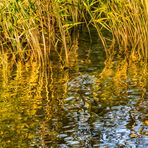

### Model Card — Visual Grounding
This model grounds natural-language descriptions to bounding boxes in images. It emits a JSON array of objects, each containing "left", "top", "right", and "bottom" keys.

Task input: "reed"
[
  {"left": 0, "top": 0, "right": 81, "bottom": 66},
  {"left": 102, "top": 0, "right": 148, "bottom": 61},
  {"left": 0, "top": 0, "right": 148, "bottom": 65}
]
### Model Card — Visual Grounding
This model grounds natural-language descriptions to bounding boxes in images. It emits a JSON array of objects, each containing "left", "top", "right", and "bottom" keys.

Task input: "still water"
[{"left": 0, "top": 31, "right": 148, "bottom": 147}]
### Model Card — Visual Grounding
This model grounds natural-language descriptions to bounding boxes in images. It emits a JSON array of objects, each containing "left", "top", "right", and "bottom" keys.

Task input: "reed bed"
[
  {"left": 104, "top": 0, "right": 148, "bottom": 61},
  {"left": 0, "top": 0, "right": 148, "bottom": 66},
  {"left": 0, "top": 0, "right": 81, "bottom": 65}
]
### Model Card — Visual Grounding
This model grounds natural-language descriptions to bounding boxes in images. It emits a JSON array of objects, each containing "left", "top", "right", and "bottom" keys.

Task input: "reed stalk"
[
  {"left": 0, "top": 0, "right": 148, "bottom": 65},
  {"left": 0, "top": 0, "right": 81, "bottom": 65},
  {"left": 103, "top": 0, "right": 148, "bottom": 61}
]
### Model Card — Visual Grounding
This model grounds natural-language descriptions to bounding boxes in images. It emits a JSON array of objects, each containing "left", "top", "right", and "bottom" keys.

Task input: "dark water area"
[{"left": 0, "top": 29, "right": 148, "bottom": 147}]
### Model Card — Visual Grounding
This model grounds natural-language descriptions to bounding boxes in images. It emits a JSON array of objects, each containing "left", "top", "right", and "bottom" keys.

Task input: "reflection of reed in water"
[
  {"left": 93, "top": 58, "right": 148, "bottom": 138},
  {"left": 94, "top": 58, "right": 147, "bottom": 105},
  {"left": 0, "top": 56, "right": 71, "bottom": 147}
]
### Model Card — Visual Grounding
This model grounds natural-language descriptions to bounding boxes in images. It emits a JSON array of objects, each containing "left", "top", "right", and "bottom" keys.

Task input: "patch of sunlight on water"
[{"left": 0, "top": 30, "right": 148, "bottom": 147}]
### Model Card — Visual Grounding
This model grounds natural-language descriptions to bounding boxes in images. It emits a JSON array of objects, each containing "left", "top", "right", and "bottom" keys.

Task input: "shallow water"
[{"left": 0, "top": 30, "right": 148, "bottom": 147}]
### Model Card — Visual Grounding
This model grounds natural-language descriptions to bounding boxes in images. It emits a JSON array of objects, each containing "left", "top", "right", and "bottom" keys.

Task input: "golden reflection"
[
  {"left": 93, "top": 58, "right": 148, "bottom": 138},
  {"left": 37, "top": 62, "right": 70, "bottom": 146},
  {"left": 93, "top": 59, "right": 129, "bottom": 106},
  {"left": 94, "top": 59, "right": 148, "bottom": 104},
  {"left": 0, "top": 55, "right": 70, "bottom": 147},
  {"left": 0, "top": 48, "right": 148, "bottom": 146},
  {"left": 0, "top": 35, "right": 79, "bottom": 146}
]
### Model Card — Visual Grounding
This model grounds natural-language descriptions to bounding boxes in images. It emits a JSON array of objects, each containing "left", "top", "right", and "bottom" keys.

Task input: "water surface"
[{"left": 0, "top": 30, "right": 148, "bottom": 147}]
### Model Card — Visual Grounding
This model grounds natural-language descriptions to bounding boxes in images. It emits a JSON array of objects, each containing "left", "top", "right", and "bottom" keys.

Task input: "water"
[{"left": 0, "top": 29, "right": 148, "bottom": 147}]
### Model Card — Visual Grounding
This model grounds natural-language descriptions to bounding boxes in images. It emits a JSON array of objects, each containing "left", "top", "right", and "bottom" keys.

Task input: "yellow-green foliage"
[
  {"left": 104, "top": 0, "right": 148, "bottom": 61},
  {"left": 79, "top": 0, "right": 148, "bottom": 61},
  {"left": 0, "top": 0, "right": 81, "bottom": 64},
  {"left": 0, "top": 0, "right": 148, "bottom": 64}
]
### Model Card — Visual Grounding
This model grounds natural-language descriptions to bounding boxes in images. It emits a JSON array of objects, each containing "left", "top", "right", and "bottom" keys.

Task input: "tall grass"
[
  {"left": 0, "top": 0, "right": 148, "bottom": 66},
  {"left": 0, "top": 0, "right": 81, "bottom": 66},
  {"left": 104, "top": 0, "right": 148, "bottom": 61},
  {"left": 82, "top": 0, "right": 148, "bottom": 61}
]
